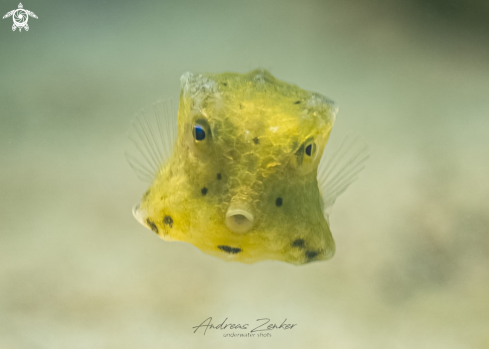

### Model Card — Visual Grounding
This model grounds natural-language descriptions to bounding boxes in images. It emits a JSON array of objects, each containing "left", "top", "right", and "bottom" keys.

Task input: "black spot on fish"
[
  {"left": 201, "top": 187, "right": 208, "bottom": 195},
  {"left": 294, "top": 100, "right": 301, "bottom": 104},
  {"left": 163, "top": 215, "right": 173, "bottom": 228},
  {"left": 292, "top": 239, "right": 305, "bottom": 249},
  {"left": 218, "top": 245, "right": 242, "bottom": 254},
  {"left": 253, "top": 137, "right": 260, "bottom": 145},
  {"left": 275, "top": 197, "right": 283, "bottom": 207},
  {"left": 222, "top": 82, "right": 228, "bottom": 86},
  {"left": 216, "top": 173, "right": 222, "bottom": 180},
  {"left": 146, "top": 218, "right": 159, "bottom": 234},
  {"left": 305, "top": 250, "right": 319, "bottom": 260},
  {"left": 239, "top": 104, "right": 244, "bottom": 109}
]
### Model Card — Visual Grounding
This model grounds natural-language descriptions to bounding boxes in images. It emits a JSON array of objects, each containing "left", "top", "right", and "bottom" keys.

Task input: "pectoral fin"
[
  {"left": 317, "top": 134, "right": 369, "bottom": 221},
  {"left": 125, "top": 100, "right": 178, "bottom": 182}
]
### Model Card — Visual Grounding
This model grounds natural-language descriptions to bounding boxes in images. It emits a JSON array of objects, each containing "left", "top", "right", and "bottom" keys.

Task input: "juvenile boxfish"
[{"left": 127, "top": 69, "right": 368, "bottom": 265}]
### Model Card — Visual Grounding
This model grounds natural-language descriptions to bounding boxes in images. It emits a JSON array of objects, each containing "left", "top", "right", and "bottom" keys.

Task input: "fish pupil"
[
  {"left": 193, "top": 125, "right": 206, "bottom": 141},
  {"left": 305, "top": 144, "right": 313, "bottom": 156}
]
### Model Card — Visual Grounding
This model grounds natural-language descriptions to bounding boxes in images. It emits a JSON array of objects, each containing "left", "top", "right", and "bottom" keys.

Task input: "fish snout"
[{"left": 225, "top": 201, "right": 254, "bottom": 234}]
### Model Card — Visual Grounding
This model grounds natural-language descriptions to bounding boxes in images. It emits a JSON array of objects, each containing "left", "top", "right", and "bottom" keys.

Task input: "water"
[{"left": 1, "top": 0, "right": 488, "bottom": 347}]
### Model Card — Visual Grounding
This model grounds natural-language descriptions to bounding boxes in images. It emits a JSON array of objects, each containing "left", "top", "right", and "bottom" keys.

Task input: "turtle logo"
[{"left": 3, "top": 3, "right": 37, "bottom": 32}]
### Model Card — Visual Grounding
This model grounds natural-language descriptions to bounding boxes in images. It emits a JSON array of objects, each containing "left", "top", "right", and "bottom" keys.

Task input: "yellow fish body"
[{"left": 128, "top": 69, "right": 367, "bottom": 265}]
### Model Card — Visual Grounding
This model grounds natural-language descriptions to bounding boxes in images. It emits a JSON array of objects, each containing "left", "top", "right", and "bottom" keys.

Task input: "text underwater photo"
[{"left": 1, "top": 0, "right": 489, "bottom": 348}]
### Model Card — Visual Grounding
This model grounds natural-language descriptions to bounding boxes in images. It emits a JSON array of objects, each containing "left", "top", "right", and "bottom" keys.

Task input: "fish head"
[{"left": 133, "top": 69, "right": 338, "bottom": 265}]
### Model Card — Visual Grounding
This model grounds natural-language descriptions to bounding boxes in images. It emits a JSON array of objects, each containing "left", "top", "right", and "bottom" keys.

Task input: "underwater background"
[{"left": 1, "top": 0, "right": 489, "bottom": 347}]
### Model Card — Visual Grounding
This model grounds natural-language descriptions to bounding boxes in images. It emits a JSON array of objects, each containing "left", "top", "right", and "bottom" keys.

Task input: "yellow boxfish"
[{"left": 127, "top": 69, "right": 368, "bottom": 265}]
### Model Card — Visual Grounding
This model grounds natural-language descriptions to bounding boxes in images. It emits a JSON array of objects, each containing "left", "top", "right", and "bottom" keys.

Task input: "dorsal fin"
[
  {"left": 317, "top": 134, "right": 369, "bottom": 220},
  {"left": 125, "top": 99, "right": 178, "bottom": 182}
]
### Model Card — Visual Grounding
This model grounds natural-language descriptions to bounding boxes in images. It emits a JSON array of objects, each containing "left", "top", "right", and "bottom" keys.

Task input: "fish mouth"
[
  {"left": 132, "top": 202, "right": 147, "bottom": 226},
  {"left": 225, "top": 207, "right": 254, "bottom": 234}
]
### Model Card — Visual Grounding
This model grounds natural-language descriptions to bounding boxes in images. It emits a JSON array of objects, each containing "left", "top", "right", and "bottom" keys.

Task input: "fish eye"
[
  {"left": 305, "top": 143, "right": 316, "bottom": 156},
  {"left": 193, "top": 125, "right": 206, "bottom": 141},
  {"left": 289, "top": 137, "right": 320, "bottom": 174},
  {"left": 305, "top": 144, "right": 312, "bottom": 156},
  {"left": 187, "top": 116, "right": 212, "bottom": 154},
  {"left": 305, "top": 142, "right": 316, "bottom": 157}
]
